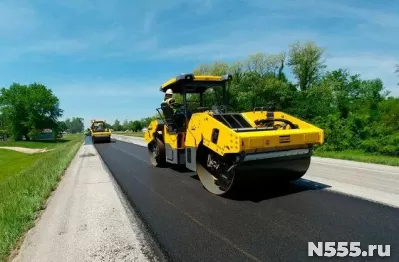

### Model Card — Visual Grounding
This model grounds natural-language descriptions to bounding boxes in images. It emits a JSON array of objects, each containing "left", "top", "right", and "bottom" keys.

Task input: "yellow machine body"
[
  {"left": 90, "top": 119, "right": 111, "bottom": 143},
  {"left": 184, "top": 111, "right": 323, "bottom": 154},
  {"left": 144, "top": 73, "right": 324, "bottom": 196}
]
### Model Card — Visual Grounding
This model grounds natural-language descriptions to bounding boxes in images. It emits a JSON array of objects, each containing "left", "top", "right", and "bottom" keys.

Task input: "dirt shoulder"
[
  {"left": 11, "top": 142, "right": 159, "bottom": 262},
  {"left": 0, "top": 146, "right": 53, "bottom": 154}
]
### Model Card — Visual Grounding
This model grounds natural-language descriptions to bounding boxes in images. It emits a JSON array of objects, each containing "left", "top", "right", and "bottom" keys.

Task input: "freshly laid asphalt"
[{"left": 94, "top": 138, "right": 399, "bottom": 262}]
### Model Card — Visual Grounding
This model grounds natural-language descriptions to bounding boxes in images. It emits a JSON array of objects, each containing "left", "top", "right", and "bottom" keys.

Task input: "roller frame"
[
  {"left": 143, "top": 73, "right": 325, "bottom": 196},
  {"left": 90, "top": 119, "right": 111, "bottom": 144}
]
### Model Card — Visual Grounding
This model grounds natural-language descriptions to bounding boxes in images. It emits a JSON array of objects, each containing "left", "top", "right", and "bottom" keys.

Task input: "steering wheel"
[
  {"left": 218, "top": 104, "right": 235, "bottom": 113},
  {"left": 195, "top": 107, "right": 209, "bottom": 112},
  {"left": 254, "top": 118, "right": 299, "bottom": 129},
  {"left": 172, "top": 102, "right": 183, "bottom": 108}
]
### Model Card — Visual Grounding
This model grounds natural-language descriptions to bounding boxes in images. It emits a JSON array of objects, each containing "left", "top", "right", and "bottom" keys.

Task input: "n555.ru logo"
[{"left": 308, "top": 242, "right": 390, "bottom": 257}]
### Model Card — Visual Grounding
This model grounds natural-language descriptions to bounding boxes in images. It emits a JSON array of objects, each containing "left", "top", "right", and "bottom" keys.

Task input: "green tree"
[
  {"left": 57, "top": 121, "right": 68, "bottom": 132},
  {"left": 104, "top": 122, "right": 112, "bottom": 129},
  {"left": 113, "top": 119, "right": 121, "bottom": 131},
  {"left": 132, "top": 120, "right": 142, "bottom": 132},
  {"left": 0, "top": 112, "right": 5, "bottom": 130},
  {"left": 65, "top": 117, "right": 84, "bottom": 133},
  {"left": 122, "top": 119, "right": 129, "bottom": 131},
  {"left": 140, "top": 41, "right": 399, "bottom": 157},
  {"left": 0, "top": 82, "right": 63, "bottom": 141},
  {"left": 287, "top": 41, "right": 326, "bottom": 91},
  {"left": 139, "top": 116, "right": 158, "bottom": 128}
]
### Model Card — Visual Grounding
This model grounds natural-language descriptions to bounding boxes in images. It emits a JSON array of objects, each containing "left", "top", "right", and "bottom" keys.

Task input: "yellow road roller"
[
  {"left": 144, "top": 73, "right": 324, "bottom": 196},
  {"left": 90, "top": 119, "right": 111, "bottom": 143}
]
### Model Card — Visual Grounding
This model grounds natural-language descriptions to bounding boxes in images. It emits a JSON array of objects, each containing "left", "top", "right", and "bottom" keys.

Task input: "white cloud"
[
  {"left": 326, "top": 2, "right": 399, "bottom": 28},
  {"left": 0, "top": 2, "right": 40, "bottom": 38},
  {"left": 137, "top": 1, "right": 399, "bottom": 95},
  {"left": 1, "top": 0, "right": 398, "bottom": 98},
  {"left": 247, "top": 0, "right": 399, "bottom": 28},
  {"left": 52, "top": 77, "right": 165, "bottom": 126},
  {"left": 27, "top": 39, "right": 88, "bottom": 54},
  {"left": 0, "top": 0, "right": 162, "bottom": 60},
  {"left": 151, "top": 29, "right": 321, "bottom": 61},
  {"left": 52, "top": 79, "right": 162, "bottom": 98},
  {"left": 55, "top": 86, "right": 159, "bottom": 98},
  {"left": 143, "top": 11, "right": 157, "bottom": 34}
]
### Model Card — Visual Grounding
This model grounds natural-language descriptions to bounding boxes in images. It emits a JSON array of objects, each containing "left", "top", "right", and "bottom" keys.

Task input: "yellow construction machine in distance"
[
  {"left": 90, "top": 119, "right": 111, "bottom": 143},
  {"left": 144, "top": 73, "right": 324, "bottom": 196}
]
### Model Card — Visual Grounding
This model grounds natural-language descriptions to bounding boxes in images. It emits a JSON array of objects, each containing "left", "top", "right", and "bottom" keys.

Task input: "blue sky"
[{"left": 1, "top": 0, "right": 398, "bottom": 128}]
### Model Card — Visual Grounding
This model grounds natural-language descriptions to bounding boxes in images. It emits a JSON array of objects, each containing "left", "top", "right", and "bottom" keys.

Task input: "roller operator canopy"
[{"left": 159, "top": 73, "right": 232, "bottom": 94}]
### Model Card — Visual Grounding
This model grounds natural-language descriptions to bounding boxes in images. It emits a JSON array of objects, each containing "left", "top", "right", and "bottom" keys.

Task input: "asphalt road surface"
[{"left": 94, "top": 137, "right": 399, "bottom": 262}]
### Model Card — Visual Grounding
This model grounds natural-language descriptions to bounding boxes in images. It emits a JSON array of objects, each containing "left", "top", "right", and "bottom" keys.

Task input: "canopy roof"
[{"left": 159, "top": 73, "right": 232, "bottom": 94}]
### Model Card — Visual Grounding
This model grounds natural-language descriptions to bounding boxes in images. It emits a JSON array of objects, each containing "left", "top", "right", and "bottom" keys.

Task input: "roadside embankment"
[
  {"left": 10, "top": 137, "right": 159, "bottom": 262},
  {"left": 0, "top": 135, "right": 83, "bottom": 261}
]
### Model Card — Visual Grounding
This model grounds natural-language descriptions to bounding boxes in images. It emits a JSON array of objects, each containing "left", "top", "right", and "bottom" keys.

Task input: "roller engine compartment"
[
  {"left": 205, "top": 109, "right": 323, "bottom": 158},
  {"left": 210, "top": 111, "right": 299, "bottom": 132}
]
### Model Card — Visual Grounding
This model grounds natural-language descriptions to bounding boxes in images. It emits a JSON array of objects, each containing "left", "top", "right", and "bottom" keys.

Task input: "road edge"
[
  {"left": 92, "top": 141, "right": 170, "bottom": 262},
  {"left": 7, "top": 140, "right": 86, "bottom": 262}
]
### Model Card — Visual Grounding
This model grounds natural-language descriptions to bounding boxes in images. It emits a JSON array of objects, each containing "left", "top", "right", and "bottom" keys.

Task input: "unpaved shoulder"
[
  {"left": 12, "top": 143, "right": 160, "bottom": 262},
  {"left": 0, "top": 147, "right": 53, "bottom": 154}
]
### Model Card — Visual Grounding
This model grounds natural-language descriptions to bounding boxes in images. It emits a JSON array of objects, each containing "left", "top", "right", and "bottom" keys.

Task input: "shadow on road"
[
  {"left": 229, "top": 180, "right": 331, "bottom": 203},
  {"left": 84, "top": 136, "right": 117, "bottom": 145},
  {"left": 94, "top": 138, "right": 332, "bottom": 204},
  {"left": 190, "top": 174, "right": 331, "bottom": 203},
  {"left": 151, "top": 163, "right": 194, "bottom": 173},
  {"left": 170, "top": 166, "right": 192, "bottom": 173}
]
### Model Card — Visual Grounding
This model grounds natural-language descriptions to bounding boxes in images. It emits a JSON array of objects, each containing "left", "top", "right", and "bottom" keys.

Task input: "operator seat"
[{"left": 161, "top": 104, "right": 186, "bottom": 132}]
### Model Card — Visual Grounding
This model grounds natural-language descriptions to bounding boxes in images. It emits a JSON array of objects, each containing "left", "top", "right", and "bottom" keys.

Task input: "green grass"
[
  {"left": 313, "top": 149, "right": 399, "bottom": 166},
  {"left": 0, "top": 150, "right": 44, "bottom": 183},
  {"left": 115, "top": 132, "right": 399, "bottom": 166},
  {"left": 0, "top": 137, "right": 72, "bottom": 149},
  {"left": 113, "top": 131, "right": 144, "bottom": 137},
  {"left": 0, "top": 134, "right": 84, "bottom": 262}
]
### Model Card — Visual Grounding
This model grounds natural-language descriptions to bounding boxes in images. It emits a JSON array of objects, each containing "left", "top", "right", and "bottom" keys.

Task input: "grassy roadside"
[
  {"left": 112, "top": 131, "right": 144, "bottom": 137},
  {"left": 114, "top": 132, "right": 399, "bottom": 167},
  {"left": 0, "top": 139, "right": 70, "bottom": 150},
  {"left": 313, "top": 149, "right": 399, "bottom": 166},
  {"left": 0, "top": 134, "right": 84, "bottom": 262},
  {"left": 0, "top": 150, "right": 44, "bottom": 182}
]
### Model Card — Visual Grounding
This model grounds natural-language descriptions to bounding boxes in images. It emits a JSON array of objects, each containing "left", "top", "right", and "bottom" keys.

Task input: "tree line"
[
  {"left": 60, "top": 117, "right": 85, "bottom": 134},
  {"left": 106, "top": 118, "right": 153, "bottom": 132},
  {"left": 148, "top": 40, "right": 399, "bottom": 157},
  {"left": 0, "top": 83, "right": 64, "bottom": 140},
  {"left": 0, "top": 81, "right": 150, "bottom": 140},
  {"left": 0, "top": 83, "right": 87, "bottom": 140},
  {"left": 1, "top": 40, "right": 398, "bottom": 156}
]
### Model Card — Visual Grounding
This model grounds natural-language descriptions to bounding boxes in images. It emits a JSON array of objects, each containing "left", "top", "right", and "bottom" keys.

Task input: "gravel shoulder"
[
  {"left": 12, "top": 140, "right": 161, "bottom": 262},
  {"left": 0, "top": 146, "right": 52, "bottom": 154}
]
